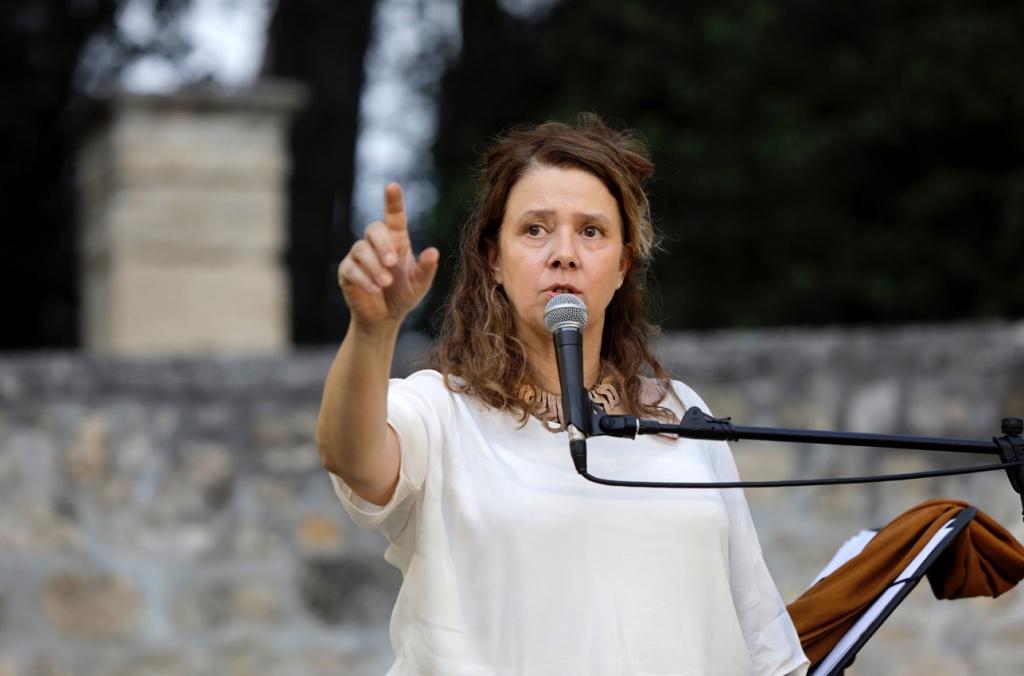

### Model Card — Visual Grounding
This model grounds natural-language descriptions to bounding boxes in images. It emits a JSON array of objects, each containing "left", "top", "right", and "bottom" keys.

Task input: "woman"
[{"left": 318, "top": 114, "right": 808, "bottom": 675}]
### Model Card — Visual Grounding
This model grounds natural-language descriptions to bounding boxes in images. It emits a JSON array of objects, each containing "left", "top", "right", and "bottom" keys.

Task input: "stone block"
[
  {"left": 26, "top": 658, "right": 74, "bottom": 676},
  {"left": 188, "top": 403, "right": 237, "bottom": 437},
  {"left": 0, "top": 495, "right": 80, "bottom": 553},
  {"left": 283, "top": 649, "right": 394, "bottom": 676},
  {"left": 252, "top": 408, "right": 319, "bottom": 473},
  {"left": 133, "top": 519, "right": 221, "bottom": 560},
  {"left": 174, "top": 578, "right": 285, "bottom": 632},
  {"left": 906, "top": 380, "right": 976, "bottom": 436},
  {"left": 695, "top": 387, "right": 749, "bottom": 422},
  {"left": 90, "top": 258, "right": 287, "bottom": 354},
  {"left": 875, "top": 452, "right": 938, "bottom": 512},
  {"left": 65, "top": 414, "right": 110, "bottom": 488},
  {"left": 106, "top": 653, "right": 188, "bottom": 676},
  {"left": 249, "top": 475, "right": 297, "bottom": 509},
  {"left": 211, "top": 639, "right": 276, "bottom": 676},
  {"left": 41, "top": 569, "right": 142, "bottom": 639},
  {"left": 778, "top": 373, "right": 842, "bottom": 429},
  {"left": 9, "top": 429, "right": 59, "bottom": 499},
  {"left": 77, "top": 84, "right": 302, "bottom": 356},
  {"left": 744, "top": 378, "right": 782, "bottom": 418},
  {"left": 732, "top": 442, "right": 798, "bottom": 480},
  {"left": 232, "top": 582, "right": 284, "bottom": 624},
  {"left": 0, "top": 437, "right": 18, "bottom": 488},
  {"left": 83, "top": 185, "right": 284, "bottom": 261},
  {"left": 180, "top": 440, "right": 236, "bottom": 510},
  {"left": 806, "top": 482, "right": 872, "bottom": 525},
  {"left": 112, "top": 107, "right": 289, "bottom": 185},
  {"left": 297, "top": 514, "right": 347, "bottom": 556},
  {"left": 299, "top": 555, "right": 401, "bottom": 626},
  {"left": 231, "top": 522, "right": 290, "bottom": 559},
  {"left": 847, "top": 379, "right": 901, "bottom": 433},
  {"left": 892, "top": 656, "right": 972, "bottom": 676}
]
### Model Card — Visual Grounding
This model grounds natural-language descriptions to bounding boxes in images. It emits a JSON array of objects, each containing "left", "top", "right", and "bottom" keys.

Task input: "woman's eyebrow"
[{"left": 518, "top": 208, "right": 611, "bottom": 224}]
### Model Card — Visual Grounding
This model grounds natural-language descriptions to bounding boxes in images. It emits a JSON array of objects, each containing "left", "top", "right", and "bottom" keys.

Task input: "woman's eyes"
[{"left": 523, "top": 223, "right": 604, "bottom": 238}]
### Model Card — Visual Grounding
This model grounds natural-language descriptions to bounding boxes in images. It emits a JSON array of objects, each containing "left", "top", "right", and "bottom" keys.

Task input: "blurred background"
[
  {"left": 7, "top": 0, "right": 1024, "bottom": 349},
  {"left": 2, "top": 0, "right": 1024, "bottom": 674}
]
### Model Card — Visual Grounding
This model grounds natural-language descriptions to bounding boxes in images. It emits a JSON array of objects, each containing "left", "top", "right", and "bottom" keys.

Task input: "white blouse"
[{"left": 331, "top": 370, "right": 808, "bottom": 676}]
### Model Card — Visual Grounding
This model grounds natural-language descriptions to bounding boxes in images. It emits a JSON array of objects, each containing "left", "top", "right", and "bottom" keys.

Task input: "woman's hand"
[{"left": 338, "top": 183, "right": 440, "bottom": 329}]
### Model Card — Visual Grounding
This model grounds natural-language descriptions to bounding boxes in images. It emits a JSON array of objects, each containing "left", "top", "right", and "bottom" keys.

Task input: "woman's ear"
[
  {"left": 488, "top": 241, "right": 503, "bottom": 286},
  {"left": 616, "top": 248, "right": 632, "bottom": 290}
]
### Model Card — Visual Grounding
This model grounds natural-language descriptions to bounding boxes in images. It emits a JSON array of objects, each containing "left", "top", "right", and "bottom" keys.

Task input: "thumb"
[{"left": 410, "top": 247, "right": 440, "bottom": 294}]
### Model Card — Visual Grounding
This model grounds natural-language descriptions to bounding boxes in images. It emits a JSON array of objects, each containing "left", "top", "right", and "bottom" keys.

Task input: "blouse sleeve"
[
  {"left": 329, "top": 369, "right": 452, "bottom": 543},
  {"left": 673, "top": 382, "right": 809, "bottom": 676}
]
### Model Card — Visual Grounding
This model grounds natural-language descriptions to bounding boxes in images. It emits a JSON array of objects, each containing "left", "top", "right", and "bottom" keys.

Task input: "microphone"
[{"left": 544, "top": 293, "right": 591, "bottom": 474}]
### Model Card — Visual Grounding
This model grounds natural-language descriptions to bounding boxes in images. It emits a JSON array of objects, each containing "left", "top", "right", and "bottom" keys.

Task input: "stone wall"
[{"left": 0, "top": 323, "right": 1022, "bottom": 675}]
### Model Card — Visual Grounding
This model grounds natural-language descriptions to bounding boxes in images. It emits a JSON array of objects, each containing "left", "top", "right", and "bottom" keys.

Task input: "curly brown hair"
[{"left": 430, "top": 113, "right": 679, "bottom": 424}]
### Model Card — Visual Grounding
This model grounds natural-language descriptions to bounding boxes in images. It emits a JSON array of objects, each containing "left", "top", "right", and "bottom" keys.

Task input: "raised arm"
[{"left": 317, "top": 183, "right": 439, "bottom": 506}]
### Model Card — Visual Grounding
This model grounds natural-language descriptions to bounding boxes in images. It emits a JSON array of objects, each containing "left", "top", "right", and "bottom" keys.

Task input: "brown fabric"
[
  {"left": 927, "top": 504, "right": 1024, "bottom": 598},
  {"left": 786, "top": 499, "right": 1024, "bottom": 666}
]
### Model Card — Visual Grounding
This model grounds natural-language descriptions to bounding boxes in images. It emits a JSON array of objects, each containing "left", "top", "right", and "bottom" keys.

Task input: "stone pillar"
[{"left": 77, "top": 81, "right": 306, "bottom": 354}]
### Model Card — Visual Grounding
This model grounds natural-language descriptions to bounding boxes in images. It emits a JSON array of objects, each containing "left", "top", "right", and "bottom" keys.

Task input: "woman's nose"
[{"left": 549, "top": 228, "right": 579, "bottom": 269}]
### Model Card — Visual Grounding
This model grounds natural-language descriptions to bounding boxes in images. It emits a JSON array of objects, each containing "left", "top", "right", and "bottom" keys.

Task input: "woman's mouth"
[{"left": 544, "top": 285, "right": 582, "bottom": 297}]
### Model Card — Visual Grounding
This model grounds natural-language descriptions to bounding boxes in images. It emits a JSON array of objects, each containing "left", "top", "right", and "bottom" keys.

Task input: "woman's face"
[{"left": 490, "top": 164, "right": 630, "bottom": 346}]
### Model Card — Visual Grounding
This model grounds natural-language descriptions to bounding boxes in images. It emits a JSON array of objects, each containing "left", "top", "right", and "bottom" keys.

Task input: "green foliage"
[{"left": 428, "top": 0, "right": 1024, "bottom": 330}]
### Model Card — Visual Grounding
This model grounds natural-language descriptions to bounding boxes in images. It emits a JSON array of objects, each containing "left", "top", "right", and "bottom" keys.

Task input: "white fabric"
[
  {"left": 331, "top": 369, "right": 809, "bottom": 676},
  {"left": 809, "top": 530, "right": 878, "bottom": 588}
]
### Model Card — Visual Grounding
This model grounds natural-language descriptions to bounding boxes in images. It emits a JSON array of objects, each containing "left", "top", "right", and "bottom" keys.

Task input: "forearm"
[{"left": 317, "top": 319, "right": 402, "bottom": 495}]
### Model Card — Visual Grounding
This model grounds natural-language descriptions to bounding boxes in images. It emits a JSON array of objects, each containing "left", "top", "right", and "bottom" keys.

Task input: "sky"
[
  {"left": 352, "top": 0, "right": 460, "bottom": 232},
  {"left": 118, "top": 0, "right": 273, "bottom": 91}
]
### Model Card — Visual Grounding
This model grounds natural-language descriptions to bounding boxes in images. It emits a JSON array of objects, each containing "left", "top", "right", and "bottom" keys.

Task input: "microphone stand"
[
  {"left": 574, "top": 405, "right": 1024, "bottom": 523},
  {"left": 540, "top": 294, "right": 1024, "bottom": 521}
]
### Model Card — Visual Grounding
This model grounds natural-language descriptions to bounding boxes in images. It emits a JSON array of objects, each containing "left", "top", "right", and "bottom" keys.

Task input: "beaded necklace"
[{"left": 520, "top": 374, "right": 621, "bottom": 432}]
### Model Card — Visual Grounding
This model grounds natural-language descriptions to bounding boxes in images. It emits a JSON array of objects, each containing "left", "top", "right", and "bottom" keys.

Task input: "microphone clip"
[{"left": 994, "top": 417, "right": 1024, "bottom": 519}]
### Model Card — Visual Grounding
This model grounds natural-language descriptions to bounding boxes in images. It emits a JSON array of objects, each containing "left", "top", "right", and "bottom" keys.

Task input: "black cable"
[{"left": 580, "top": 459, "right": 1024, "bottom": 489}]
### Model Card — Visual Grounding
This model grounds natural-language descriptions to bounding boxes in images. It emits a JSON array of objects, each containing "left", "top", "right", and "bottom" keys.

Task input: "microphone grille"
[{"left": 544, "top": 293, "right": 589, "bottom": 332}]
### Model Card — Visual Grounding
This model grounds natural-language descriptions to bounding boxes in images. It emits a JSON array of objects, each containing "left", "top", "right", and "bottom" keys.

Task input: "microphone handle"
[{"left": 552, "top": 326, "right": 590, "bottom": 439}]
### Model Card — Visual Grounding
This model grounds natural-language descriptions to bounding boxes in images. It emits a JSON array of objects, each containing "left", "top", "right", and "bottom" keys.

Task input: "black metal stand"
[
  {"left": 811, "top": 506, "right": 978, "bottom": 676},
  {"left": 573, "top": 404, "right": 1024, "bottom": 522}
]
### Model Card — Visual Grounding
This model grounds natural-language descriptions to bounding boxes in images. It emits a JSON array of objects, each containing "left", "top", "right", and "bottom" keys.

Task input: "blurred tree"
[
  {"left": 0, "top": 0, "right": 193, "bottom": 349},
  {"left": 429, "top": 0, "right": 1024, "bottom": 330},
  {"left": 264, "top": 0, "right": 377, "bottom": 344}
]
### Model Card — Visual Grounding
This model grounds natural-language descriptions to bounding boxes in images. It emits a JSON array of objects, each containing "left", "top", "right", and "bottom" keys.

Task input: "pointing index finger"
[{"left": 384, "top": 183, "right": 408, "bottom": 233}]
